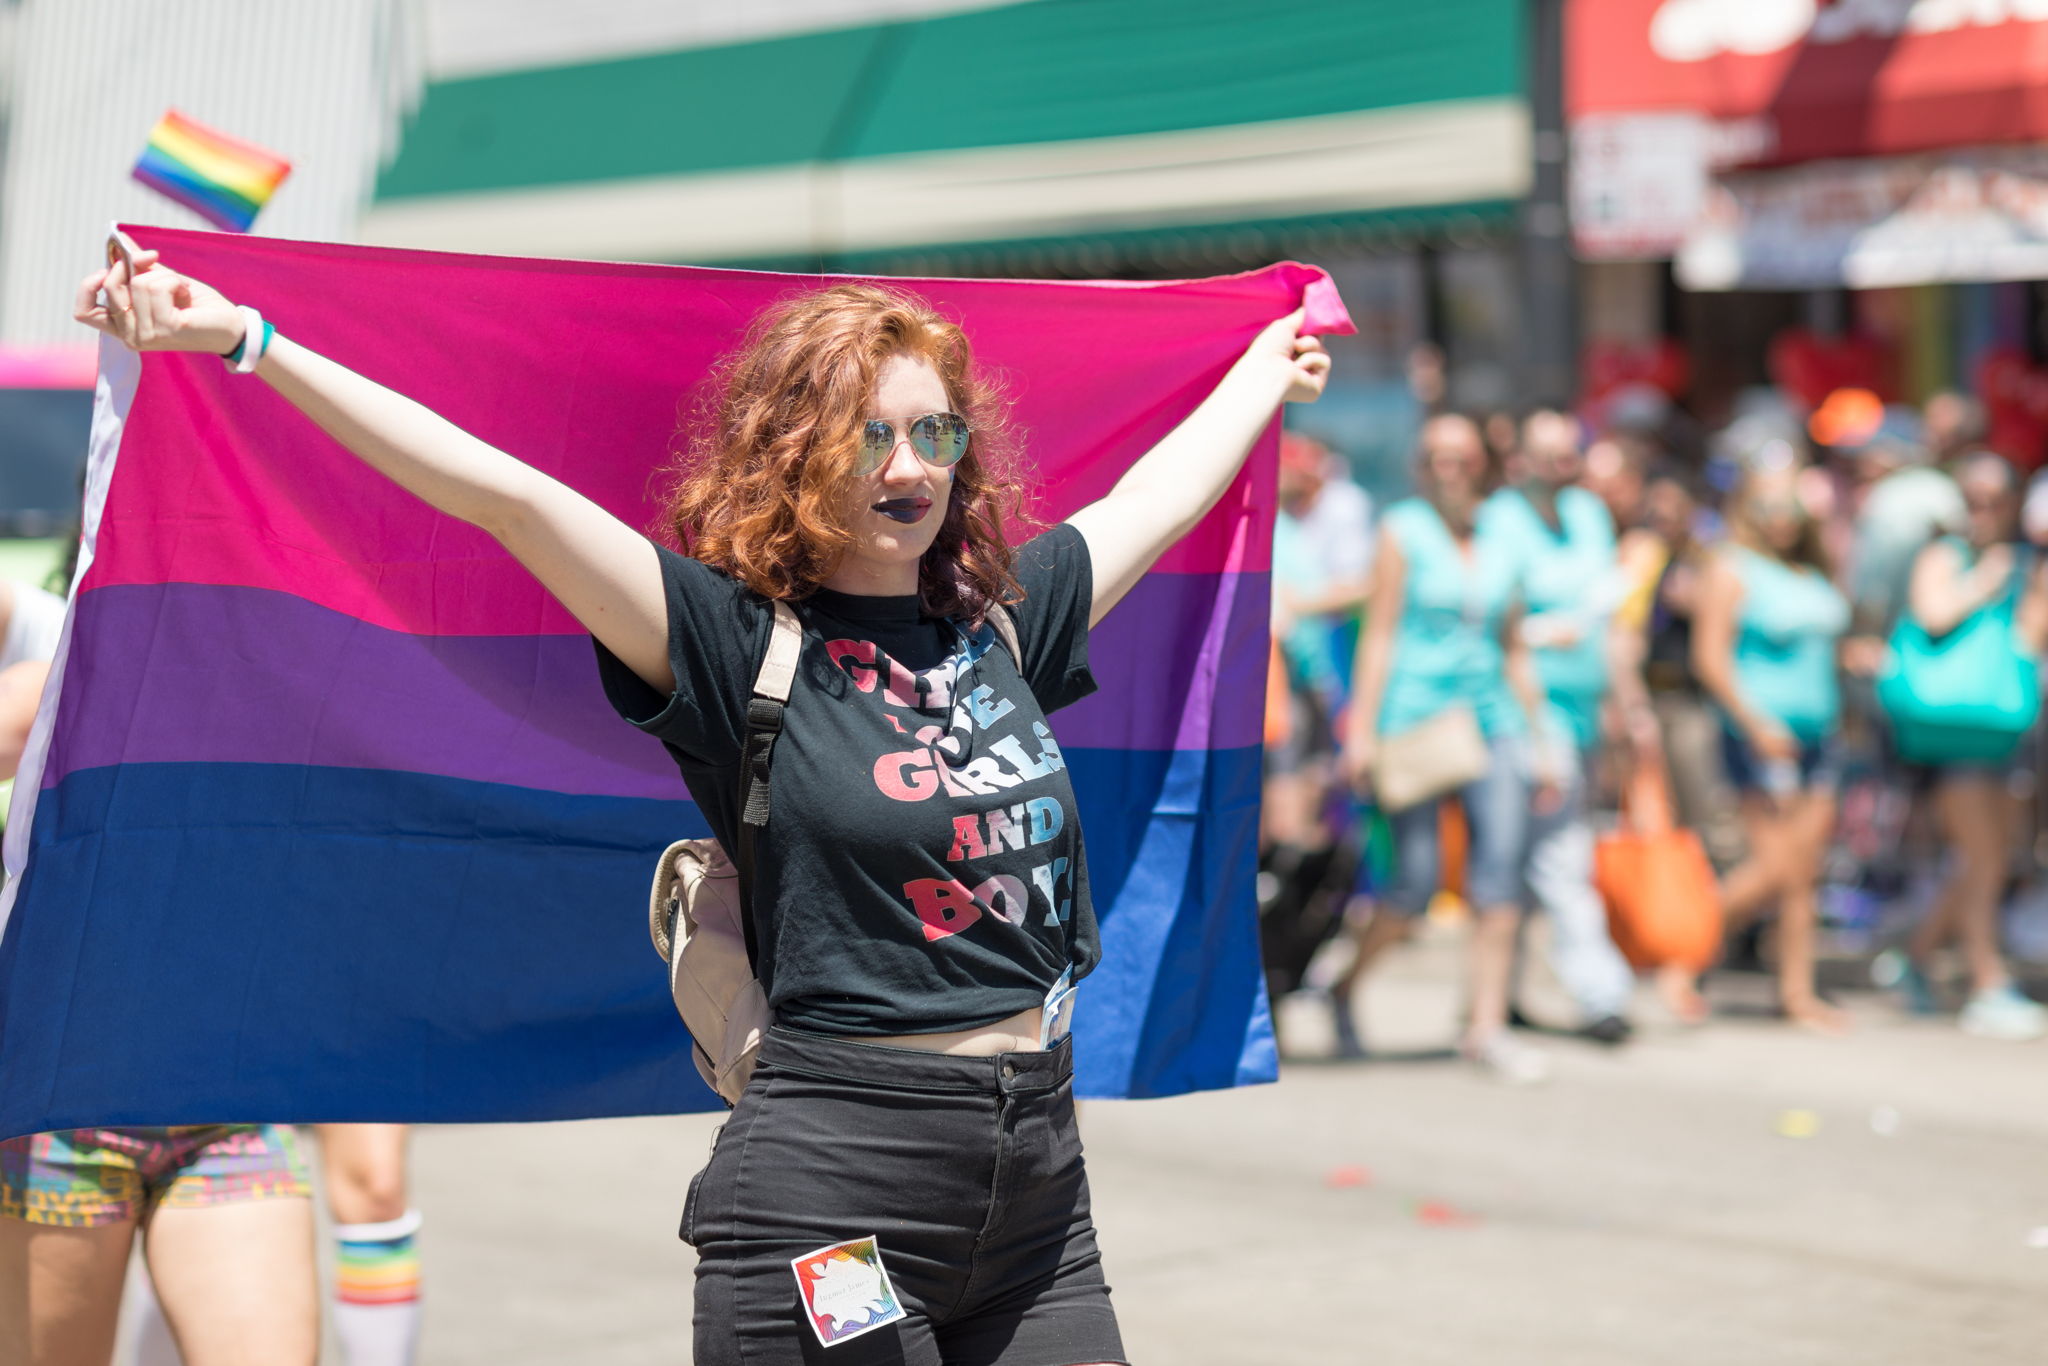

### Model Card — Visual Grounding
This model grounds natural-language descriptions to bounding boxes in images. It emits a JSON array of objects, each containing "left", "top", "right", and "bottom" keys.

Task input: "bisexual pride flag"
[
  {"left": 132, "top": 111, "right": 292, "bottom": 233},
  {"left": 0, "top": 226, "right": 1350, "bottom": 1136}
]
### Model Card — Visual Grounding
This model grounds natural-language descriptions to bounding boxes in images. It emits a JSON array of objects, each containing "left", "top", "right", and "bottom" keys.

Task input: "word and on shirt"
[{"left": 825, "top": 633, "right": 1075, "bottom": 945}]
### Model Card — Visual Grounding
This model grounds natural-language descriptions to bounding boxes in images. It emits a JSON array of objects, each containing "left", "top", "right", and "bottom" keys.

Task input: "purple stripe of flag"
[{"left": 48, "top": 573, "right": 1265, "bottom": 796}]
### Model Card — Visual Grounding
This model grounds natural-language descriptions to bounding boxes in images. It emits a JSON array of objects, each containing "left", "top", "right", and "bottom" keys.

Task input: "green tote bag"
[{"left": 1877, "top": 557, "right": 2040, "bottom": 763}]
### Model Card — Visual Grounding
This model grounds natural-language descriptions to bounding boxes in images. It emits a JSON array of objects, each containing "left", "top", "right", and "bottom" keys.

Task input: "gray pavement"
[{"left": 390, "top": 924, "right": 2048, "bottom": 1364}]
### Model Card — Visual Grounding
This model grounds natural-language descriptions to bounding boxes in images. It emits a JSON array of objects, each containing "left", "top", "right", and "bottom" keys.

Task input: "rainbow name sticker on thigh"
[{"left": 790, "top": 1234, "right": 906, "bottom": 1347}]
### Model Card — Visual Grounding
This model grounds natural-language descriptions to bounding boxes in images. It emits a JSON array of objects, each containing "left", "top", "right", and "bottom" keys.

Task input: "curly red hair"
[{"left": 665, "top": 282, "right": 1028, "bottom": 622}]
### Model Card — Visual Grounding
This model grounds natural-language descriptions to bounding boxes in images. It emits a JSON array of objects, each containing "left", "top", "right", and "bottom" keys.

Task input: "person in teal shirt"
[
  {"left": 1694, "top": 460, "right": 1852, "bottom": 1033},
  {"left": 1343, "top": 412, "right": 1557, "bottom": 1083},
  {"left": 1478, "top": 407, "right": 1636, "bottom": 1044},
  {"left": 1881, "top": 453, "right": 2048, "bottom": 1041}
]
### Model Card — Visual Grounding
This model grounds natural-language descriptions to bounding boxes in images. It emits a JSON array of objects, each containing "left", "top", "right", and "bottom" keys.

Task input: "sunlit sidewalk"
[{"left": 272, "top": 923, "right": 2048, "bottom": 1365}]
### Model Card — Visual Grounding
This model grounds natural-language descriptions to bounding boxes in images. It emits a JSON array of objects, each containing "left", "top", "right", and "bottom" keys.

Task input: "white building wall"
[
  {"left": 0, "top": 0, "right": 1025, "bottom": 346},
  {"left": 0, "top": 0, "right": 421, "bottom": 346},
  {"left": 421, "top": 0, "right": 1026, "bottom": 78}
]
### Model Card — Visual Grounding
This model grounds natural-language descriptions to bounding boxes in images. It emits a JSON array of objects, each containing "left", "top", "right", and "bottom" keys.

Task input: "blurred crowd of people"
[{"left": 1260, "top": 379, "right": 2048, "bottom": 1080}]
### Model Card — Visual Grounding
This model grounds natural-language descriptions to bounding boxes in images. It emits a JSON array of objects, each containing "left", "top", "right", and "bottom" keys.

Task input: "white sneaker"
[
  {"left": 1463, "top": 1031, "right": 1551, "bottom": 1084},
  {"left": 1959, "top": 986, "right": 2048, "bottom": 1042}
]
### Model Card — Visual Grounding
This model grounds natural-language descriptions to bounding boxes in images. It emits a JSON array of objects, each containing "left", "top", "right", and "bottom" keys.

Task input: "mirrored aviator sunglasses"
[{"left": 857, "top": 411, "right": 971, "bottom": 475}]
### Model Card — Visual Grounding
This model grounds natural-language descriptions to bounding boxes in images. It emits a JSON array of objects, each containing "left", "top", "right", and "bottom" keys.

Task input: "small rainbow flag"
[{"left": 131, "top": 110, "right": 291, "bottom": 233}]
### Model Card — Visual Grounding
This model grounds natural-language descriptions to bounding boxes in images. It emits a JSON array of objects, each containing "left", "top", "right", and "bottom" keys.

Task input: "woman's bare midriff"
[{"left": 861, "top": 1005, "right": 1045, "bottom": 1055}]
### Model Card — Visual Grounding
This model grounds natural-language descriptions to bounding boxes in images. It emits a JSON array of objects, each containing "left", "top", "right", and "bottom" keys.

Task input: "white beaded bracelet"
[{"left": 224, "top": 304, "right": 270, "bottom": 374}]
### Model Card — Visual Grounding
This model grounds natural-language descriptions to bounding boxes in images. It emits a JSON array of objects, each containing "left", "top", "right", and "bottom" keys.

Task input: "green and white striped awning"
[{"left": 363, "top": 0, "right": 1528, "bottom": 269}]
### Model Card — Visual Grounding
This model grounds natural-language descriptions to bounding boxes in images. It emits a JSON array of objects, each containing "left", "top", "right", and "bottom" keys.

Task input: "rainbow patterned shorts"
[{"left": 0, "top": 1125, "right": 310, "bottom": 1228}]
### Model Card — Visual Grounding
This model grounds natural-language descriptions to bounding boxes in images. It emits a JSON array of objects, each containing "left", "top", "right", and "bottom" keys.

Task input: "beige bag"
[
  {"left": 648, "top": 602, "right": 1021, "bottom": 1107},
  {"left": 648, "top": 601, "right": 802, "bottom": 1106},
  {"left": 1371, "top": 703, "right": 1488, "bottom": 813},
  {"left": 649, "top": 835, "right": 770, "bottom": 1108}
]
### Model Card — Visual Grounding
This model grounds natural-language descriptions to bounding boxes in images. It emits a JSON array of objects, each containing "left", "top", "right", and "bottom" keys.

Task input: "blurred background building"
[
  {"left": 12, "top": 0, "right": 2048, "bottom": 522},
  {"left": 1570, "top": 0, "right": 2048, "bottom": 461},
  {"left": 0, "top": 0, "right": 421, "bottom": 534},
  {"left": 0, "top": 0, "right": 1534, "bottom": 521}
]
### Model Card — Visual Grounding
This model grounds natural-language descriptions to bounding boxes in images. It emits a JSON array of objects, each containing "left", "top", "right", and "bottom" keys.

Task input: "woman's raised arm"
[
  {"left": 1906, "top": 538, "right": 2009, "bottom": 638},
  {"left": 77, "top": 250, "right": 673, "bottom": 692},
  {"left": 1064, "top": 309, "right": 1329, "bottom": 627}
]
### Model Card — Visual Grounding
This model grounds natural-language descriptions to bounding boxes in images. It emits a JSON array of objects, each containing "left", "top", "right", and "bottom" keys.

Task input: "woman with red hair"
[{"left": 75, "top": 248, "right": 1327, "bottom": 1364}]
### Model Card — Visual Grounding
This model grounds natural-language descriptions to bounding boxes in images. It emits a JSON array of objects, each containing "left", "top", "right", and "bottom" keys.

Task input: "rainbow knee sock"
[{"left": 332, "top": 1210, "right": 423, "bottom": 1366}]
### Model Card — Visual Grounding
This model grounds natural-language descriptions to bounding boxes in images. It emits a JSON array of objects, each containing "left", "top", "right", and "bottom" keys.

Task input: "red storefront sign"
[{"left": 1569, "top": 0, "right": 2048, "bottom": 168}]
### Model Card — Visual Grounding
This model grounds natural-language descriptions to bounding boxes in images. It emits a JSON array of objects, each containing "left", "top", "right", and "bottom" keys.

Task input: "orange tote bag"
[{"left": 1594, "top": 766, "right": 1722, "bottom": 971}]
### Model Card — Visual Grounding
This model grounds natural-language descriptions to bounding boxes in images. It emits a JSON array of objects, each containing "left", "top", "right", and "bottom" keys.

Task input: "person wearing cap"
[
  {"left": 1264, "top": 433, "right": 1374, "bottom": 1047},
  {"left": 1271, "top": 432, "right": 1374, "bottom": 711}
]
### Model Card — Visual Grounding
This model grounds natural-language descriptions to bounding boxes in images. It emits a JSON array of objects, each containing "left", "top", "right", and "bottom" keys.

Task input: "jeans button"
[{"left": 1000, "top": 1062, "right": 1017, "bottom": 1082}]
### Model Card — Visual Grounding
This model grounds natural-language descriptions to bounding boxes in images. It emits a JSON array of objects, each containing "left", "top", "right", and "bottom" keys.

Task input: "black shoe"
[
  {"left": 1506, "top": 1004, "right": 1539, "bottom": 1031},
  {"left": 1577, "top": 1014, "right": 1633, "bottom": 1046}
]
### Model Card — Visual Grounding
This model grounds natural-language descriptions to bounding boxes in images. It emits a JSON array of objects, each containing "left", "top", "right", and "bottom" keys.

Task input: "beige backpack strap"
[
  {"left": 733, "top": 600, "right": 804, "bottom": 970},
  {"left": 756, "top": 600, "right": 803, "bottom": 701},
  {"left": 988, "top": 605, "right": 1020, "bottom": 664}
]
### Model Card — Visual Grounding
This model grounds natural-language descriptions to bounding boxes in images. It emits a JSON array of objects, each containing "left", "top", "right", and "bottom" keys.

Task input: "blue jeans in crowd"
[{"left": 1384, "top": 736, "right": 1530, "bottom": 915}]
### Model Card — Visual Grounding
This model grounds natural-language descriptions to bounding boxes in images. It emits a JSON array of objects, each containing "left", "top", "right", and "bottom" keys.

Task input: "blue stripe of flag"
[{"left": 0, "top": 747, "right": 1267, "bottom": 1139}]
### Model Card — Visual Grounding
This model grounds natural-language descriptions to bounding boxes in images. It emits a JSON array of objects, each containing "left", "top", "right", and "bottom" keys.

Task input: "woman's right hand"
[{"left": 74, "top": 250, "right": 245, "bottom": 356}]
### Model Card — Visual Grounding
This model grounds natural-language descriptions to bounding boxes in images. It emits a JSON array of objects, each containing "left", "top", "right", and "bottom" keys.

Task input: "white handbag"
[{"left": 1371, "top": 703, "right": 1489, "bottom": 813}]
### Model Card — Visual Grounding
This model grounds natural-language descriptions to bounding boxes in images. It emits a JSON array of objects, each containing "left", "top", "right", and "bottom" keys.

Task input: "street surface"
[{"left": 345, "top": 924, "right": 2048, "bottom": 1363}]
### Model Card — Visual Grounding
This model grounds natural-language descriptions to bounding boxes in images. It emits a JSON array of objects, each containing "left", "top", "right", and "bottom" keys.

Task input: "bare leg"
[
  {"left": 1777, "top": 790, "right": 1848, "bottom": 1033},
  {"left": 1720, "top": 793, "right": 1793, "bottom": 926},
  {"left": 1654, "top": 962, "right": 1709, "bottom": 1025},
  {"left": 314, "top": 1125, "right": 410, "bottom": 1225},
  {"left": 1462, "top": 904, "right": 1522, "bottom": 1044},
  {"left": 0, "top": 1215, "right": 136, "bottom": 1366},
  {"left": 145, "top": 1198, "right": 317, "bottom": 1366},
  {"left": 1918, "top": 778, "right": 2014, "bottom": 995}
]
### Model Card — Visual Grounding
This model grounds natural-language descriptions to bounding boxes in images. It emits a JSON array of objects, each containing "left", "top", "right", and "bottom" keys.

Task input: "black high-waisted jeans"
[{"left": 685, "top": 1026, "right": 1125, "bottom": 1366}]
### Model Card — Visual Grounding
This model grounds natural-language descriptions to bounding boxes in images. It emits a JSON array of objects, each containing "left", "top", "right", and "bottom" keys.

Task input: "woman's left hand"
[
  {"left": 1285, "top": 331, "right": 1331, "bottom": 404},
  {"left": 1247, "top": 309, "right": 1332, "bottom": 404},
  {"left": 76, "top": 248, "right": 245, "bottom": 356}
]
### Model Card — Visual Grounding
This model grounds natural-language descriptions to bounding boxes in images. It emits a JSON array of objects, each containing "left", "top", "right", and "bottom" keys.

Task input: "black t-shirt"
[{"left": 592, "top": 523, "right": 1101, "bottom": 1035}]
